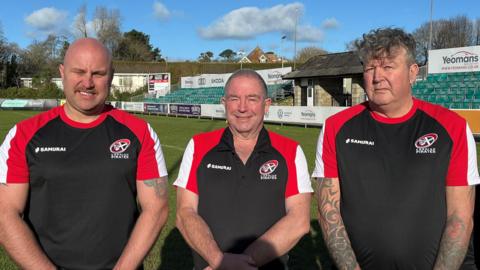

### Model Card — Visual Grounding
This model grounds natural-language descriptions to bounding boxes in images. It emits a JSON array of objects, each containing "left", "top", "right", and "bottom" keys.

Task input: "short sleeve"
[
  {"left": 446, "top": 123, "right": 480, "bottom": 186},
  {"left": 173, "top": 138, "right": 196, "bottom": 192},
  {"left": 294, "top": 145, "right": 314, "bottom": 193},
  {"left": 136, "top": 123, "right": 168, "bottom": 180},
  {"left": 312, "top": 121, "right": 338, "bottom": 178},
  {"left": 0, "top": 125, "right": 30, "bottom": 184}
]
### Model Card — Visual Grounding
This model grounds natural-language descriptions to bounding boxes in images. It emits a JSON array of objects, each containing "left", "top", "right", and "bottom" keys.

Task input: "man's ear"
[
  {"left": 109, "top": 67, "right": 115, "bottom": 88},
  {"left": 59, "top": 64, "right": 65, "bottom": 79},
  {"left": 409, "top": 63, "right": 419, "bottom": 85},
  {"left": 264, "top": 98, "right": 272, "bottom": 114}
]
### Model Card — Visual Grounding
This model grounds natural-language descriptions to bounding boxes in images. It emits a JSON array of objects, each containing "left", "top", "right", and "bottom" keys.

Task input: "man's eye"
[{"left": 364, "top": 67, "right": 374, "bottom": 73}]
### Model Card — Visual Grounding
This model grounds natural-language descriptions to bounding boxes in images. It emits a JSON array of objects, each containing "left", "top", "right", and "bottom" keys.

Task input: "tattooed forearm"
[
  {"left": 434, "top": 186, "right": 474, "bottom": 270},
  {"left": 434, "top": 214, "right": 469, "bottom": 270},
  {"left": 316, "top": 178, "right": 358, "bottom": 270},
  {"left": 144, "top": 177, "right": 168, "bottom": 198}
]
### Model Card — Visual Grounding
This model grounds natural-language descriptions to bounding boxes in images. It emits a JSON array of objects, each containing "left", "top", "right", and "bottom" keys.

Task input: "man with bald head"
[{"left": 0, "top": 38, "right": 169, "bottom": 269}]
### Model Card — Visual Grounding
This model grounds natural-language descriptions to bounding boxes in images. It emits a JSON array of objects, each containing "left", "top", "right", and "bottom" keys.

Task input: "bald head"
[{"left": 63, "top": 38, "right": 112, "bottom": 70}]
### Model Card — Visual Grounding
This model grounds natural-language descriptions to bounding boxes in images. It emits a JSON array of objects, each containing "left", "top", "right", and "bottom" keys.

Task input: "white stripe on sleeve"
[
  {"left": 466, "top": 123, "right": 480, "bottom": 185},
  {"left": 147, "top": 124, "right": 168, "bottom": 177},
  {"left": 311, "top": 123, "right": 326, "bottom": 178},
  {"left": 173, "top": 138, "right": 195, "bottom": 188},
  {"left": 0, "top": 126, "right": 17, "bottom": 183},
  {"left": 295, "top": 145, "right": 314, "bottom": 193}
]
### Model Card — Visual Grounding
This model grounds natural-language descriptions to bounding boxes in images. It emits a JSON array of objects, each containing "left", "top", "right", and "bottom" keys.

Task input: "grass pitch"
[
  {"left": 0, "top": 110, "right": 330, "bottom": 269},
  {"left": 0, "top": 110, "right": 479, "bottom": 269}
]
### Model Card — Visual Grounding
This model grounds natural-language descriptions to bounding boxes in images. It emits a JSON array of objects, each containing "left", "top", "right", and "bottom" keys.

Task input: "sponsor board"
[
  {"left": 201, "top": 104, "right": 226, "bottom": 118},
  {"left": 180, "top": 67, "right": 292, "bottom": 88},
  {"left": 144, "top": 103, "right": 168, "bottom": 113},
  {"left": 428, "top": 46, "right": 480, "bottom": 73},
  {"left": 148, "top": 73, "right": 171, "bottom": 96},
  {"left": 1, "top": 99, "right": 29, "bottom": 108},
  {"left": 170, "top": 104, "right": 201, "bottom": 115},
  {"left": 122, "top": 102, "right": 145, "bottom": 112},
  {"left": 265, "top": 106, "right": 346, "bottom": 125}
]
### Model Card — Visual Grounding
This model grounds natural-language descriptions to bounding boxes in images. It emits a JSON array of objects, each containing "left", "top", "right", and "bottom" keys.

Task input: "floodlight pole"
[
  {"left": 428, "top": 0, "right": 433, "bottom": 51},
  {"left": 427, "top": 0, "right": 433, "bottom": 76},
  {"left": 281, "top": 36, "right": 284, "bottom": 69},
  {"left": 293, "top": 8, "right": 298, "bottom": 70}
]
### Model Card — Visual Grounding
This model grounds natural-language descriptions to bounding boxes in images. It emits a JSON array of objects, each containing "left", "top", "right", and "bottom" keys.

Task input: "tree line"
[
  {"left": 0, "top": 5, "right": 163, "bottom": 91},
  {"left": 0, "top": 11, "right": 479, "bottom": 93}
]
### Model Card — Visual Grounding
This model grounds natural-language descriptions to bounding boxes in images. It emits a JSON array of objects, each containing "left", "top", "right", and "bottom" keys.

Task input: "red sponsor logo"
[
  {"left": 414, "top": 133, "right": 438, "bottom": 149},
  {"left": 110, "top": 139, "right": 131, "bottom": 153},
  {"left": 259, "top": 160, "right": 279, "bottom": 175}
]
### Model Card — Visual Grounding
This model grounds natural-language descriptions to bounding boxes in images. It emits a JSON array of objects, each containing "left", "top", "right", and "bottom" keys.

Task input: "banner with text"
[
  {"left": 264, "top": 106, "right": 347, "bottom": 125},
  {"left": 122, "top": 102, "right": 144, "bottom": 112},
  {"left": 148, "top": 73, "right": 171, "bottom": 96},
  {"left": 180, "top": 67, "right": 292, "bottom": 88},
  {"left": 169, "top": 104, "right": 201, "bottom": 115},
  {"left": 144, "top": 103, "right": 168, "bottom": 114},
  {"left": 428, "top": 46, "right": 480, "bottom": 74},
  {"left": 201, "top": 104, "right": 226, "bottom": 118}
]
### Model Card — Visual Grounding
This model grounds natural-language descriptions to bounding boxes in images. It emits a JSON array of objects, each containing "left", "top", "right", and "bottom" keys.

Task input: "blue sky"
[{"left": 0, "top": 0, "right": 478, "bottom": 61}]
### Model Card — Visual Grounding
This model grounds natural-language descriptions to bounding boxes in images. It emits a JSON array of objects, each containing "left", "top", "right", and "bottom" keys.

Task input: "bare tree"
[
  {"left": 413, "top": 15, "right": 475, "bottom": 65},
  {"left": 93, "top": 6, "right": 122, "bottom": 54},
  {"left": 73, "top": 4, "right": 88, "bottom": 38},
  {"left": 295, "top": 46, "right": 327, "bottom": 63},
  {"left": 474, "top": 18, "right": 480, "bottom": 45}
]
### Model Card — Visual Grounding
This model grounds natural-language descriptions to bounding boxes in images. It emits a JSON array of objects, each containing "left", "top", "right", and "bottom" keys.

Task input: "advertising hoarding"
[
  {"left": 428, "top": 46, "right": 480, "bottom": 74},
  {"left": 148, "top": 73, "right": 171, "bottom": 96},
  {"left": 169, "top": 104, "right": 201, "bottom": 115},
  {"left": 180, "top": 67, "right": 292, "bottom": 88}
]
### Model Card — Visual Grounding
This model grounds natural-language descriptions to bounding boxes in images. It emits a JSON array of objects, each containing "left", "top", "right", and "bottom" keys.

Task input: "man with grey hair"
[
  {"left": 175, "top": 69, "right": 313, "bottom": 269},
  {"left": 313, "top": 28, "right": 479, "bottom": 269}
]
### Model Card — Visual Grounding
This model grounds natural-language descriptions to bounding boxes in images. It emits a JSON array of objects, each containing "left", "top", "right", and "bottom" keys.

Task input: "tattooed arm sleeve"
[
  {"left": 434, "top": 186, "right": 475, "bottom": 270},
  {"left": 316, "top": 177, "right": 360, "bottom": 270}
]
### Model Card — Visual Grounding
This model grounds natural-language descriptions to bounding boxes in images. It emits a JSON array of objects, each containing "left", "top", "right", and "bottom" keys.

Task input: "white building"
[{"left": 21, "top": 73, "right": 151, "bottom": 93}]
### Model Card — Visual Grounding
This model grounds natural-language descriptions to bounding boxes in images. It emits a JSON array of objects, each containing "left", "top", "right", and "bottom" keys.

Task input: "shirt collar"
[{"left": 217, "top": 126, "right": 273, "bottom": 153}]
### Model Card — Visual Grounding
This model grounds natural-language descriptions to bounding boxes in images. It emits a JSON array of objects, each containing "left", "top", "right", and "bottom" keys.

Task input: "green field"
[{"left": 0, "top": 110, "right": 479, "bottom": 269}]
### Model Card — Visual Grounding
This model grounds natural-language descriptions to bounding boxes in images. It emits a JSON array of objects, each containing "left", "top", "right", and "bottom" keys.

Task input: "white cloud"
[
  {"left": 322, "top": 18, "right": 339, "bottom": 29},
  {"left": 25, "top": 7, "right": 67, "bottom": 31},
  {"left": 297, "top": 25, "right": 324, "bottom": 42},
  {"left": 198, "top": 2, "right": 323, "bottom": 42},
  {"left": 153, "top": 1, "right": 171, "bottom": 20}
]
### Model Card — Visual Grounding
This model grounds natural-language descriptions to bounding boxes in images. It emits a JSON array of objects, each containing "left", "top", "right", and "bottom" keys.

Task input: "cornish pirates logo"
[
  {"left": 414, "top": 133, "right": 438, "bottom": 154},
  {"left": 110, "top": 139, "right": 130, "bottom": 159},
  {"left": 110, "top": 139, "right": 130, "bottom": 153},
  {"left": 259, "top": 160, "right": 278, "bottom": 180}
]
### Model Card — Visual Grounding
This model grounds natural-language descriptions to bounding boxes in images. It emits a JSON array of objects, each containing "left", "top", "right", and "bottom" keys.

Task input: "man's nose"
[
  {"left": 82, "top": 74, "right": 95, "bottom": 89},
  {"left": 238, "top": 98, "right": 248, "bottom": 112},
  {"left": 372, "top": 67, "right": 383, "bottom": 83}
]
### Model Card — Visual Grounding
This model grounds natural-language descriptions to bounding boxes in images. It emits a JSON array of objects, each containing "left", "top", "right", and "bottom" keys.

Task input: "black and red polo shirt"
[
  {"left": 0, "top": 105, "right": 168, "bottom": 269},
  {"left": 312, "top": 98, "right": 480, "bottom": 269},
  {"left": 174, "top": 127, "right": 313, "bottom": 270}
]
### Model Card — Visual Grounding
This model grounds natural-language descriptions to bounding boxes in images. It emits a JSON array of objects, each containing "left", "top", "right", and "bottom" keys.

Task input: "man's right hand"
[{"left": 204, "top": 253, "right": 258, "bottom": 270}]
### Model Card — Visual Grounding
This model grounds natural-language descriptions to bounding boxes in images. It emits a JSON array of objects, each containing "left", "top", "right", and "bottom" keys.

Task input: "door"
[{"left": 307, "top": 79, "right": 314, "bottom": 106}]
